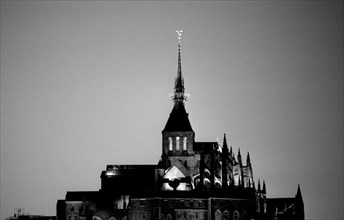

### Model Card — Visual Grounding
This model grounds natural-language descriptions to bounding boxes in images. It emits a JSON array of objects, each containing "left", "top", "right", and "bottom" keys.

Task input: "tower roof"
[{"left": 163, "top": 99, "right": 193, "bottom": 132}]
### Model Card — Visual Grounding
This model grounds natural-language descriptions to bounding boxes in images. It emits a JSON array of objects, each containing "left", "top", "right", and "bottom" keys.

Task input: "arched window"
[
  {"left": 223, "top": 210, "right": 230, "bottom": 220},
  {"left": 233, "top": 210, "right": 240, "bottom": 220},
  {"left": 108, "top": 217, "right": 117, "bottom": 220},
  {"left": 176, "top": 137, "right": 180, "bottom": 150},
  {"left": 204, "top": 178, "right": 211, "bottom": 189},
  {"left": 215, "top": 210, "right": 222, "bottom": 220},
  {"left": 169, "top": 137, "right": 173, "bottom": 151},
  {"left": 166, "top": 214, "right": 172, "bottom": 220},
  {"left": 183, "top": 137, "right": 187, "bottom": 151}
]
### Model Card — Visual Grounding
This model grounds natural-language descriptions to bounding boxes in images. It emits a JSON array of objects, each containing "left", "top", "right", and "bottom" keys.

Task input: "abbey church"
[{"left": 56, "top": 41, "right": 304, "bottom": 220}]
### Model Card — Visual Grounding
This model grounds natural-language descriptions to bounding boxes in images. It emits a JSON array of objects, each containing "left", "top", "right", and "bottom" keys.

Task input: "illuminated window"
[
  {"left": 176, "top": 137, "right": 180, "bottom": 150},
  {"left": 168, "top": 137, "right": 173, "bottom": 151},
  {"left": 183, "top": 137, "right": 187, "bottom": 151},
  {"left": 215, "top": 210, "right": 222, "bottom": 220}
]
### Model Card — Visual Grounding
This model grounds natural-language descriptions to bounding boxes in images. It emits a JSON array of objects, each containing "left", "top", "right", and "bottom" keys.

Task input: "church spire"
[
  {"left": 174, "top": 30, "right": 186, "bottom": 102},
  {"left": 162, "top": 31, "right": 193, "bottom": 133}
]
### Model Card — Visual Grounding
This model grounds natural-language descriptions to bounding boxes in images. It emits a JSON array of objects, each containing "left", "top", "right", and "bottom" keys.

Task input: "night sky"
[{"left": 1, "top": 1, "right": 343, "bottom": 220}]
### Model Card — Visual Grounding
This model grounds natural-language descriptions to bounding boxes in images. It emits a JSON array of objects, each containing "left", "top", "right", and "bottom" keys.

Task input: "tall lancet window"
[
  {"left": 183, "top": 137, "right": 187, "bottom": 151},
  {"left": 176, "top": 137, "right": 180, "bottom": 150},
  {"left": 169, "top": 137, "right": 173, "bottom": 151}
]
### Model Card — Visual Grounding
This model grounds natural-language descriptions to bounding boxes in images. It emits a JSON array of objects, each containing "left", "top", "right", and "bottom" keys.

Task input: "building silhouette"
[{"left": 56, "top": 41, "right": 304, "bottom": 220}]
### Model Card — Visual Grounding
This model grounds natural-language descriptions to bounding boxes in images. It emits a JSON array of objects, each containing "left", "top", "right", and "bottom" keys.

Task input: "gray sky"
[{"left": 1, "top": 1, "right": 343, "bottom": 220}]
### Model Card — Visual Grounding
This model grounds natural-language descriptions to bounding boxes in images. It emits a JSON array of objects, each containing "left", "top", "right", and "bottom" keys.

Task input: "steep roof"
[{"left": 162, "top": 101, "right": 193, "bottom": 132}]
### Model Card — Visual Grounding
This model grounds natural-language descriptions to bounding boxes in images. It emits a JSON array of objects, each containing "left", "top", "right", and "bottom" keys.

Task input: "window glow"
[
  {"left": 168, "top": 137, "right": 173, "bottom": 151},
  {"left": 183, "top": 137, "right": 187, "bottom": 151},
  {"left": 176, "top": 137, "right": 180, "bottom": 150}
]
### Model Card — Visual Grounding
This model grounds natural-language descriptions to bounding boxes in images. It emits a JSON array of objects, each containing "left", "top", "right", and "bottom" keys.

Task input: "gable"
[{"left": 164, "top": 165, "right": 186, "bottom": 180}]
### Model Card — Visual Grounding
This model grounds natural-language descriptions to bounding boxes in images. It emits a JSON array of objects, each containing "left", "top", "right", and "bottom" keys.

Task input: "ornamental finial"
[{"left": 176, "top": 30, "right": 183, "bottom": 44}]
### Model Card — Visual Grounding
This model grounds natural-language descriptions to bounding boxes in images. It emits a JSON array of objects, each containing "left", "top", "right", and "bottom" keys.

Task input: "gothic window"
[
  {"left": 215, "top": 210, "right": 222, "bottom": 220},
  {"left": 233, "top": 211, "right": 240, "bottom": 220},
  {"left": 183, "top": 137, "right": 187, "bottom": 151},
  {"left": 223, "top": 210, "right": 230, "bottom": 220},
  {"left": 176, "top": 137, "right": 180, "bottom": 150},
  {"left": 204, "top": 178, "right": 211, "bottom": 189},
  {"left": 264, "top": 202, "right": 267, "bottom": 213},
  {"left": 169, "top": 137, "right": 173, "bottom": 151},
  {"left": 215, "top": 181, "right": 222, "bottom": 188}
]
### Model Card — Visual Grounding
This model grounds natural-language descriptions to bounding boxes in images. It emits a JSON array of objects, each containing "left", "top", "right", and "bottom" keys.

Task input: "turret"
[
  {"left": 222, "top": 134, "right": 229, "bottom": 188},
  {"left": 295, "top": 184, "right": 305, "bottom": 220},
  {"left": 246, "top": 152, "right": 251, "bottom": 167},
  {"left": 238, "top": 148, "right": 242, "bottom": 166},
  {"left": 262, "top": 180, "right": 266, "bottom": 196}
]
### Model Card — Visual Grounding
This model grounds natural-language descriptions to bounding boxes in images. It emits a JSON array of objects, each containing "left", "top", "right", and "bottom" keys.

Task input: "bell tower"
[{"left": 162, "top": 31, "right": 195, "bottom": 159}]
